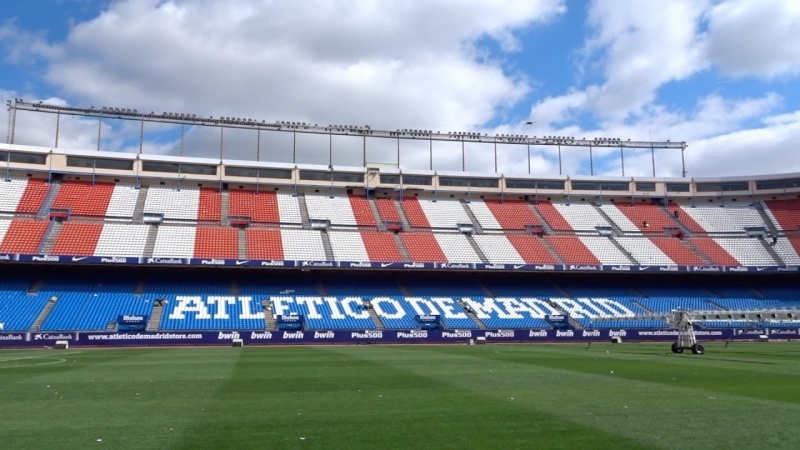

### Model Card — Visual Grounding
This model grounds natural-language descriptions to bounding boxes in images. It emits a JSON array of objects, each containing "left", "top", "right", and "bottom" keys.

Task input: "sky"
[{"left": 1, "top": 0, "right": 800, "bottom": 179}]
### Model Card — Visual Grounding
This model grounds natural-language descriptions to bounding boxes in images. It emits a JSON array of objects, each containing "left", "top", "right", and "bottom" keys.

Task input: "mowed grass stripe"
[
  {"left": 350, "top": 344, "right": 800, "bottom": 449},
  {"left": 0, "top": 348, "right": 244, "bottom": 449},
  {"left": 433, "top": 342, "right": 800, "bottom": 402},
  {"left": 173, "top": 346, "right": 645, "bottom": 450},
  {"left": 0, "top": 344, "right": 798, "bottom": 449}
]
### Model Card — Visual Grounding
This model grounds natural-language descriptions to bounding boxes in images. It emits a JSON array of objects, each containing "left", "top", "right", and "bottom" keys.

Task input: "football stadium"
[{"left": 1, "top": 100, "right": 799, "bottom": 448}]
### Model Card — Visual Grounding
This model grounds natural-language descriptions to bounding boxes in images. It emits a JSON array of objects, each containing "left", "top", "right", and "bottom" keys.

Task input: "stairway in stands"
[
  {"left": 320, "top": 231, "right": 335, "bottom": 260},
  {"left": 460, "top": 302, "right": 487, "bottom": 329},
  {"left": 146, "top": 305, "right": 163, "bottom": 331},
  {"left": 363, "top": 299, "right": 385, "bottom": 329},
  {"left": 38, "top": 220, "right": 63, "bottom": 254},
  {"left": 393, "top": 199, "right": 413, "bottom": 231},
  {"left": 237, "top": 228, "right": 247, "bottom": 259},
  {"left": 296, "top": 194, "right": 312, "bottom": 229},
  {"left": 132, "top": 186, "right": 149, "bottom": 223},
  {"left": 391, "top": 234, "right": 412, "bottom": 262},
  {"left": 465, "top": 234, "right": 489, "bottom": 263},
  {"left": 461, "top": 201, "right": 484, "bottom": 233},
  {"left": 35, "top": 180, "right": 61, "bottom": 219},
  {"left": 220, "top": 191, "right": 230, "bottom": 225},
  {"left": 29, "top": 296, "right": 58, "bottom": 333},
  {"left": 262, "top": 299, "right": 276, "bottom": 330},
  {"left": 368, "top": 198, "right": 386, "bottom": 231},
  {"left": 143, "top": 225, "right": 159, "bottom": 258}
]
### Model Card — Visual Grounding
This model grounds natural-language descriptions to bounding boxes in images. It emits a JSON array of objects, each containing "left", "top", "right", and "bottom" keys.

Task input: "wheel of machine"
[
  {"left": 691, "top": 343, "right": 704, "bottom": 355},
  {"left": 671, "top": 342, "right": 684, "bottom": 353}
]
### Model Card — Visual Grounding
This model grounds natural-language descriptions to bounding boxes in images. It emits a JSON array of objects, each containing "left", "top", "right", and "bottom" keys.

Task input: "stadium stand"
[
  {"left": 400, "top": 233, "right": 447, "bottom": 262},
  {"left": 374, "top": 197, "right": 403, "bottom": 224},
  {"left": 305, "top": 193, "right": 358, "bottom": 226},
  {"left": 468, "top": 199, "right": 541, "bottom": 230},
  {"left": 545, "top": 236, "right": 601, "bottom": 264},
  {"left": 245, "top": 228, "right": 283, "bottom": 260},
  {"left": 0, "top": 220, "right": 48, "bottom": 253},
  {"left": 52, "top": 223, "right": 104, "bottom": 256},
  {"left": 361, "top": 232, "right": 404, "bottom": 262},
  {"left": 195, "top": 227, "right": 238, "bottom": 259},
  {"left": 607, "top": 202, "right": 676, "bottom": 233},
  {"left": 94, "top": 224, "right": 149, "bottom": 257},
  {"left": 144, "top": 186, "right": 200, "bottom": 222},
  {"left": 229, "top": 189, "right": 281, "bottom": 223},
  {"left": 0, "top": 177, "right": 50, "bottom": 215},
  {"left": 763, "top": 199, "right": 800, "bottom": 231}
]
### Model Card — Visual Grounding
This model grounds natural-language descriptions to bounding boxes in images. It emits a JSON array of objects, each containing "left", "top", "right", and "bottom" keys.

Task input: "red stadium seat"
[
  {"left": 51, "top": 223, "right": 103, "bottom": 256},
  {"left": 229, "top": 190, "right": 281, "bottom": 223},
  {"left": 484, "top": 200, "right": 541, "bottom": 230},
  {"left": 194, "top": 227, "right": 237, "bottom": 258}
]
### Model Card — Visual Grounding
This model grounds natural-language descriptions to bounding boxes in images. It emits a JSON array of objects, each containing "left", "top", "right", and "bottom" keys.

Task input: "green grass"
[{"left": 1, "top": 342, "right": 800, "bottom": 449}]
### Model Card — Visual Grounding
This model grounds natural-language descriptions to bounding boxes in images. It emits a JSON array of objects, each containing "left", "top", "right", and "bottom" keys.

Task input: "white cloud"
[{"left": 706, "top": 0, "right": 800, "bottom": 79}]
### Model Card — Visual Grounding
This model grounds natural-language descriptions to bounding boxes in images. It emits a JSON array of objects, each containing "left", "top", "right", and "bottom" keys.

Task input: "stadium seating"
[
  {"left": 0, "top": 220, "right": 48, "bottom": 253},
  {"left": 152, "top": 226, "right": 196, "bottom": 258},
  {"left": 361, "top": 232, "right": 404, "bottom": 262},
  {"left": 550, "top": 201, "right": 613, "bottom": 232},
  {"left": 94, "top": 224, "right": 149, "bottom": 257},
  {"left": 648, "top": 237, "right": 706, "bottom": 266},
  {"left": 40, "top": 279, "right": 150, "bottom": 331},
  {"left": 144, "top": 186, "right": 200, "bottom": 222},
  {"left": 578, "top": 236, "right": 632, "bottom": 265},
  {"left": 246, "top": 228, "right": 283, "bottom": 260},
  {"left": 607, "top": 202, "right": 676, "bottom": 233},
  {"left": 676, "top": 203, "right": 765, "bottom": 233},
  {"left": 688, "top": 237, "right": 741, "bottom": 266},
  {"left": 328, "top": 231, "right": 369, "bottom": 261},
  {"left": 271, "top": 296, "right": 375, "bottom": 329},
  {"left": 0, "top": 178, "right": 50, "bottom": 215},
  {"left": 0, "top": 276, "right": 47, "bottom": 331},
  {"left": 197, "top": 188, "right": 222, "bottom": 222},
  {"left": 434, "top": 233, "right": 481, "bottom": 263},
  {"left": 545, "top": 236, "right": 601, "bottom": 264},
  {"left": 400, "top": 233, "right": 447, "bottom": 262},
  {"left": 763, "top": 199, "right": 800, "bottom": 231},
  {"left": 280, "top": 229, "right": 326, "bottom": 260},
  {"left": 229, "top": 189, "right": 281, "bottom": 223},
  {"left": 52, "top": 223, "right": 104, "bottom": 256},
  {"left": 401, "top": 197, "right": 472, "bottom": 229},
  {"left": 534, "top": 201, "right": 573, "bottom": 231},
  {"left": 614, "top": 237, "right": 675, "bottom": 265},
  {"left": 712, "top": 237, "right": 775, "bottom": 266},
  {"left": 348, "top": 195, "right": 377, "bottom": 227},
  {"left": 472, "top": 234, "right": 525, "bottom": 264},
  {"left": 195, "top": 227, "right": 238, "bottom": 259},
  {"left": 51, "top": 181, "right": 113, "bottom": 216},
  {"left": 374, "top": 197, "right": 402, "bottom": 223},
  {"left": 305, "top": 193, "right": 358, "bottom": 226},
  {"left": 468, "top": 199, "right": 540, "bottom": 230}
]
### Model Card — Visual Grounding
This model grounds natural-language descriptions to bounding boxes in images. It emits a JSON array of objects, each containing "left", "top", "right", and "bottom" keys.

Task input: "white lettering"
[
  {"left": 371, "top": 297, "right": 405, "bottom": 319},
  {"left": 168, "top": 296, "right": 211, "bottom": 320}
]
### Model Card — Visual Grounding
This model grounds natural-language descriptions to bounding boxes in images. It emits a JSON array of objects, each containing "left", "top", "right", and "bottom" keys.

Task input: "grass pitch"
[{"left": 1, "top": 342, "right": 799, "bottom": 449}]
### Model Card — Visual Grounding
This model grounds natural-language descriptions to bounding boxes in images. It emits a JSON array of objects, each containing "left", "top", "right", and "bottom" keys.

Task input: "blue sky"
[{"left": 1, "top": 0, "right": 800, "bottom": 178}]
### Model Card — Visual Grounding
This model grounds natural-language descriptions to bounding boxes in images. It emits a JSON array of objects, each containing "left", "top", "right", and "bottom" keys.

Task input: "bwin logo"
[
  {"left": 282, "top": 331, "right": 304, "bottom": 339},
  {"left": 608, "top": 330, "right": 627, "bottom": 337},
  {"left": 555, "top": 330, "right": 574, "bottom": 337},
  {"left": 249, "top": 331, "right": 273, "bottom": 340},
  {"left": 528, "top": 330, "right": 547, "bottom": 338},
  {"left": 313, "top": 331, "right": 335, "bottom": 339},
  {"left": 218, "top": 332, "right": 240, "bottom": 340},
  {"left": 582, "top": 330, "right": 601, "bottom": 337}
]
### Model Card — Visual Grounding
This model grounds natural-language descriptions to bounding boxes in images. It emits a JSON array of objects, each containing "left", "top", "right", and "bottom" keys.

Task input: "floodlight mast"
[
  {"left": 593, "top": 309, "right": 799, "bottom": 354},
  {"left": 8, "top": 100, "right": 688, "bottom": 175}
]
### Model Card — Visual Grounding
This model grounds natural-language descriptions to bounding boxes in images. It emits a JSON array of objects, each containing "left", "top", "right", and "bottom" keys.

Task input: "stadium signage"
[
  {"left": 144, "top": 257, "right": 188, "bottom": 265},
  {"left": 2, "top": 252, "right": 798, "bottom": 274},
  {"left": 313, "top": 331, "right": 335, "bottom": 339},
  {"left": 117, "top": 315, "right": 148, "bottom": 325},
  {"left": 397, "top": 330, "right": 428, "bottom": 339},
  {"left": 442, "top": 330, "right": 473, "bottom": 339},
  {"left": 249, "top": 331, "right": 274, "bottom": 340},
  {"left": 5, "top": 328, "right": 800, "bottom": 347},
  {"left": 300, "top": 261, "right": 335, "bottom": 268},
  {"left": 197, "top": 259, "right": 226, "bottom": 266},
  {"left": 261, "top": 260, "right": 288, "bottom": 267},
  {"left": 568, "top": 264, "right": 600, "bottom": 271},
  {"left": 0, "top": 333, "right": 24, "bottom": 341},
  {"left": 33, "top": 333, "right": 75, "bottom": 341},
  {"left": 436, "top": 263, "right": 475, "bottom": 269}
]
